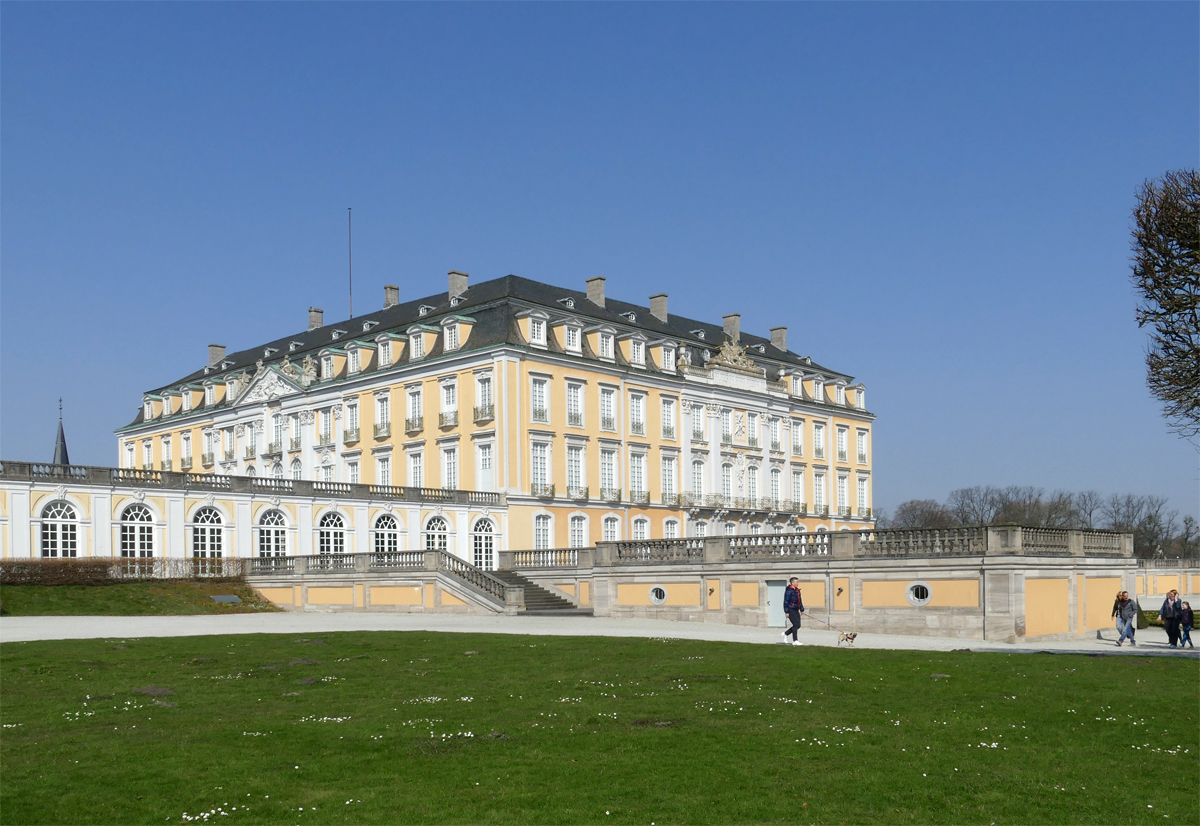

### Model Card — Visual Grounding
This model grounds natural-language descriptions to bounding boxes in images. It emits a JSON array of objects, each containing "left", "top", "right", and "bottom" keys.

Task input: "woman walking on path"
[
  {"left": 1158, "top": 590, "right": 1183, "bottom": 648},
  {"left": 1180, "top": 601, "right": 1194, "bottom": 649},
  {"left": 1114, "top": 591, "right": 1138, "bottom": 646}
]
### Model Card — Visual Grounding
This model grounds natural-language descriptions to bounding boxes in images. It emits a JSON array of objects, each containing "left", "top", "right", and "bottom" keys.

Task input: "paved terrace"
[{"left": 2, "top": 613, "right": 1194, "bottom": 658}]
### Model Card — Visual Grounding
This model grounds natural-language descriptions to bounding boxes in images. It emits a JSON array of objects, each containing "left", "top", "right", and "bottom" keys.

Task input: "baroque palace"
[{"left": 116, "top": 272, "right": 875, "bottom": 556}]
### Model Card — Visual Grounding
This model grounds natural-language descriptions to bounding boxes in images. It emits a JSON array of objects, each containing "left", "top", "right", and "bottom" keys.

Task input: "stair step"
[{"left": 490, "top": 570, "right": 587, "bottom": 613}]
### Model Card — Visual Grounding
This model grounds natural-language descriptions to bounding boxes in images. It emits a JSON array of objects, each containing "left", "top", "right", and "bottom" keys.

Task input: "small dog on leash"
[{"left": 837, "top": 632, "right": 858, "bottom": 646}]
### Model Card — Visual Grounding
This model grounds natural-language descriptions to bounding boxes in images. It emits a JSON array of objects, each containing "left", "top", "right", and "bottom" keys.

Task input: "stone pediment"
[{"left": 234, "top": 365, "right": 304, "bottom": 406}]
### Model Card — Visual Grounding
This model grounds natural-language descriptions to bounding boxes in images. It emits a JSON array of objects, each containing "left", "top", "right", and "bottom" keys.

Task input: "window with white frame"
[
  {"left": 410, "top": 333, "right": 425, "bottom": 359},
  {"left": 346, "top": 403, "right": 359, "bottom": 434},
  {"left": 663, "top": 346, "right": 676, "bottom": 372},
  {"left": 534, "top": 514, "right": 551, "bottom": 549},
  {"left": 322, "top": 355, "right": 335, "bottom": 378},
  {"left": 836, "top": 385, "right": 845, "bottom": 405},
  {"left": 258, "top": 510, "right": 287, "bottom": 557},
  {"left": 478, "top": 443, "right": 494, "bottom": 490},
  {"left": 143, "top": 441, "right": 152, "bottom": 468},
  {"left": 125, "top": 443, "right": 135, "bottom": 469},
  {"left": 629, "top": 394, "right": 645, "bottom": 435},
  {"left": 181, "top": 433, "right": 191, "bottom": 462},
  {"left": 442, "top": 448, "right": 457, "bottom": 489},
  {"left": 813, "top": 381, "right": 824, "bottom": 402},
  {"left": 531, "top": 443, "right": 549, "bottom": 489},
  {"left": 182, "top": 391, "right": 192, "bottom": 412},
  {"left": 599, "top": 333, "right": 614, "bottom": 359},
  {"left": 374, "top": 513, "right": 399, "bottom": 554},
  {"left": 857, "top": 388, "right": 866, "bottom": 409},
  {"left": 747, "top": 466, "right": 759, "bottom": 501},
  {"left": 565, "top": 325, "right": 580, "bottom": 351},
  {"left": 791, "top": 375, "right": 803, "bottom": 395},
  {"left": 724, "top": 522, "right": 737, "bottom": 536},
  {"left": 472, "top": 519, "right": 494, "bottom": 569},
  {"left": 837, "top": 475, "right": 849, "bottom": 512},
  {"left": 320, "top": 465, "right": 334, "bottom": 482},
  {"left": 661, "top": 398, "right": 675, "bottom": 438},
  {"left": 531, "top": 378, "right": 548, "bottom": 423},
  {"left": 600, "top": 448, "right": 616, "bottom": 493},
  {"left": 407, "top": 389, "right": 422, "bottom": 423},
  {"left": 813, "top": 423, "right": 826, "bottom": 459},
  {"left": 749, "top": 522, "right": 761, "bottom": 535},
  {"left": 664, "top": 519, "right": 679, "bottom": 539},
  {"left": 792, "top": 420, "right": 804, "bottom": 455},
  {"left": 120, "top": 504, "right": 154, "bottom": 558},
  {"left": 629, "top": 451, "right": 646, "bottom": 495},
  {"left": 272, "top": 415, "right": 284, "bottom": 448},
  {"left": 691, "top": 460, "right": 704, "bottom": 495},
  {"left": 857, "top": 477, "right": 869, "bottom": 511},
  {"left": 721, "top": 463, "right": 732, "bottom": 499},
  {"left": 476, "top": 375, "right": 492, "bottom": 412},
  {"left": 41, "top": 501, "right": 78, "bottom": 558},
  {"left": 695, "top": 521, "right": 707, "bottom": 537},
  {"left": 424, "top": 516, "right": 448, "bottom": 552},
  {"left": 569, "top": 515, "right": 586, "bottom": 548},
  {"left": 317, "top": 512, "right": 345, "bottom": 555},
  {"left": 205, "top": 386, "right": 215, "bottom": 406},
  {"left": 600, "top": 387, "right": 616, "bottom": 430},
  {"left": 691, "top": 405, "right": 704, "bottom": 438},
  {"left": 162, "top": 437, "right": 172, "bottom": 464},
  {"left": 632, "top": 518, "right": 648, "bottom": 540},
  {"left": 442, "top": 382, "right": 457, "bottom": 413},
  {"left": 379, "top": 340, "right": 392, "bottom": 366},
  {"left": 769, "top": 418, "right": 781, "bottom": 449},
  {"left": 857, "top": 430, "right": 868, "bottom": 464},
  {"left": 290, "top": 459, "right": 302, "bottom": 480},
  {"left": 347, "top": 460, "right": 360, "bottom": 484},
  {"left": 529, "top": 318, "right": 546, "bottom": 346},
  {"left": 376, "top": 456, "right": 390, "bottom": 486},
  {"left": 567, "top": 383, "right": 583, "bottom": 426},
  {"left": 407, "top": 452, "right": 421, "bottom": 487},
  {"left": 748, "top": 412, "right": 759, "bottom": 445},
  {"left": 721, "top": 410, "right": 732, "bottom": 442},
  {"left": 602, "top": 516, "right": 619, "bottom": 542},
  {"left": 567, "top": 445, "right": 583, "bottom": 491},
  {"left": 770, "top": 467, "right": 781, "bottom": 500},
  {"left": 377, "top": 394, "right": 391, "bottom": 428},
  {"left": 349, "top": 349, "right": 361, "bottom": 373},
  {"left": 445, "top": 323, "right": 460, "bottom": 351},
  {"left": 631, "top": 340, "right": 645, "bottom": 366},
  {"left": 661, "top": 456, "right": 677, "bottom": 496},
  {"left": 320, "top": 410, "right": 332, "bottom": 443},
  {"left": 814, "top": 472, "right": 826, "bottom": 509}
]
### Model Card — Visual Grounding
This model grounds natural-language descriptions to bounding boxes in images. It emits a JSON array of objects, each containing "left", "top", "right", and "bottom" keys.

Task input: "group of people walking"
[{"left": 1112, "top": 589, "right": 1194, "bottom": 649}]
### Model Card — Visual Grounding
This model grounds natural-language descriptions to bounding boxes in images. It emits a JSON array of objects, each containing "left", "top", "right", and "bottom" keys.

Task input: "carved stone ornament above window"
[{"left": 298, "top": 410, "right": 316, "bottom": 425}]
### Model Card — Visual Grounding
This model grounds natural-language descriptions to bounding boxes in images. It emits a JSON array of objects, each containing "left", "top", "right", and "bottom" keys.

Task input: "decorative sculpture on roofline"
[{"left": 709, "top": 336, "right": 763, "bottom": 374}]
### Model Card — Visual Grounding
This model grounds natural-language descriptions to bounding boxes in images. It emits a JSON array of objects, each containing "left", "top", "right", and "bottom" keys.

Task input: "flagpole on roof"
[{"left": 348, "top": 207, "right": 354, "bottom": 319}]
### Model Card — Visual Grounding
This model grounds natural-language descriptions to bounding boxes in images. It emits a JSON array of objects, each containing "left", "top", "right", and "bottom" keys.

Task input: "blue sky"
[{"left": 2, "top": 3, "right": 1197, "bottom": 518}]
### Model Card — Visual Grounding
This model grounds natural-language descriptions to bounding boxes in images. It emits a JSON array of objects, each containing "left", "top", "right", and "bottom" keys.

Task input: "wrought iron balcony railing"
[
  {"left": 404, "top": 417, "right": 423, "bottom": 433},
  {"left": 473, "top": 404, "right": 494, "bottom": 422},
  {"left": 567, "top": 485, "right": 589, "bottom": 500},
  {"left": 858, "top": 507, "right": 873, "bottom": 518},
  {"left": 532, "top": 407, "right": 549, "bottom": 423},
  {"left": 342, "top": 429, "right": 359, "bottom": 444},
  {"left": 288, "top": 439, "right": 301, "bottom": 451},
  {"left": 770, "top": 440, "right": 782, "bottom": 452},
  {"left": 838, "top": 505, "right": 852, "bottom": 517},
  {"left": 530, "top": 483, "right": 555, "bottom": 498},
  {"left": 244, "top": 446, "right": 257, "bottom": 459},
  {"left": 201, "top": 453, "right": 215, "bottom": 466},
  {"left": 747, "top": 437, "right": 760, "bottom": 449},
  {"left": 600, "top": 487, "right": 621, "bottom": 503},
  {"left": 814, "top": 447, "right": 825, "bottom": 460},
  {"left": 160, "top": 460, "right": 172, "bottom": 471},
  {"left": 180, "top": 458, "right": 193, "bottom": 471},
  {"left": 629, "top": 490, "right": 650, "bottom": 505},
  {"left": 662, "top": 425, "right": 676, "bottom": 440},
  {"left": 630, "top": 421, "right": 645, "bottom": 436},
  {"left": 858, "top": 453, "right": 868, "bottom": 464},
  {"left": 705, "top": 493, "right": 729, "bottom": 507},
  {"left": 692, "top": 428, "right": 705, "bottom": 441},
  {"left": 838, "top": 450, "right": 848, "bottom": 462},
  {"left": 439, "top": 411, "right": 458, "bottom": 427},
  {"left": 661, "top": 493, "right": 681, "bottom": 507},
  {"left": 374, "top": 422, "right": 391, "bottom": 437},
  {"left": 601, "top": 416, "right": 616, "bottom": 431},
  {"left": 317, "top": 434, "right": 335, "bottom": 447},
  {"left": 568, "top": 412, "right": 583, "bottom": 427}
]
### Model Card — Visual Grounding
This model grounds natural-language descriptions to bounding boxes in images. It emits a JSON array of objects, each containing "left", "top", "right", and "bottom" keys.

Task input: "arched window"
[
  {"left": 664, "top": 519, "right": 679, "bottom": 539},
  {"left": 192, "top": 507, "right": 223, "bottom": 559},
  {"left": 272, "top": 462, "right": 283, "bottom": 479},
  {"left": 245, "top": 465, "right": 256, "bottom": 477},
  {"left": 425, "top": 516, "right": 448, "bottom": 553},
  {"left": 632, "top": 517, "right": 649, "bottom": 541},
  {"left": 120, "top": 504, "right": 154, "bottom": 558},
  {"left": 569, "top": 515, "right": 586, "bottom": 549},
  {"left": 472, "top": 519, "right": 494, "bottom": 570},
  {"left": 794, "top": 524, "right": 808, "bottom": 534},
  {"left": 318, "top": 512, "right": 345, "bottom": 555},
  {"left": 724, "top": 521, "right": 737, "bottom": 536},
  {"left": 602, "top": 516, "right": 619, "bottom": 542},
  {"left": 749, "top": 522, "right": 761, "bottom": 535},
  {"left": 374, "top": 514, "right": 399, "bottom": 554},
  {"left": 41, "top": 501, "right": 77, "bottom": 558},
  {"left": 291, "top": 459, "right": 303, "bottom": 480},
  {"left": 694, "top": 521, "right": 707, "bottom": 538},
  {"left": 258, "top": 510, "right": 287, "bottom": 557},
  {"left": 534, "top": 514, "right": 551, "bottom": 550}
]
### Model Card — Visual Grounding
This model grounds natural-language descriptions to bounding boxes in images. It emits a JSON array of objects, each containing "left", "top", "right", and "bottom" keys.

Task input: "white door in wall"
[{"left": 766, "top": 580, "right": 787, "bottom": 627}]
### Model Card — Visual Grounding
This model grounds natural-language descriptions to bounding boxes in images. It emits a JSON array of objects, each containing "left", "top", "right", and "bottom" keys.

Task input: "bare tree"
[
  {"left": 1177, "top": 515, "right": 1199, "bottom": 557},
  {"left": 946, "top": 486, "right": 1001, "bottom": 525},
  {"left": 994, "top": 486, "right": 1046, "bottom": 525},
  {"left": 1131, "top": 169, "right": 1200, "bottom": 437},
  {"left": 1074, "top": 490, "right": 1104, "bottom": 529},
  {"left": 887, "top": 499, "right": 956, "bottom": 529}
]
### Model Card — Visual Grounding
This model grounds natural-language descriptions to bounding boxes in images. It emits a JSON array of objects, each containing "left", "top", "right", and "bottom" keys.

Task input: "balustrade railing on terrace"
[
  {"left": 509, "top": 549, "right": 579, "bottom": 568},
  {"left": 856, "top": 527, "right": 987, "bottom": 557},
  {"left": 729, "top": 532, "right": 830, "bottom": 558},
  {"left": 0, "top": 461, "right": 505, "bottom": 506},
  {"left": 614, "top": 538, "right": 705, "bottom": 562},
  {"left": 1020, "top": 527, "right": 1070, "bottom": 554},
  {"left": 1137, "top": 557, "right": 1200, "bottom": 568}
]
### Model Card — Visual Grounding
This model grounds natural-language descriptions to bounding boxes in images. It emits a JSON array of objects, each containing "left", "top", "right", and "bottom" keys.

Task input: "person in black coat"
[
  {"left": 781, "top": 578, "right": 804, "bottom": 646},
  {"left": 1158, "top": 590, "right": 1184, "bottom": 648},
  {"left": 1180, "top": 601, "right": 1194, "bottom": 650}
]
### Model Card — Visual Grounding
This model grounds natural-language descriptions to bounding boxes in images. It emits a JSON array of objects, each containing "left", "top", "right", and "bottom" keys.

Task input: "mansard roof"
[{"left": 131, "top": 274, "right": 856, "bottom": 425}]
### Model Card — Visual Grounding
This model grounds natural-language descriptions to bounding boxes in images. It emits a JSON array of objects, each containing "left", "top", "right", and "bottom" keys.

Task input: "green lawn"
[
  {"left": 0, "top": 581, "right": 279, "bottom": 616},
  {"left": 1, "top": 632, "right": 1195, "bottom": 825}
]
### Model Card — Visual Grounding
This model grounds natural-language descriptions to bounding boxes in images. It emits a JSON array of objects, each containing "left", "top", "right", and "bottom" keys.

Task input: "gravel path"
[{"left": 2, "top": 612, "right": 1196, "bottom": 657}]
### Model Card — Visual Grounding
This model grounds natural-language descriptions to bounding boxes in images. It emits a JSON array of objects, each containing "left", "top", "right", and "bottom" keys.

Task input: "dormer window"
[
  {"left": 599, "top": 333, "right": 614, "bottom": 359},
  {"left": 631, "top": 340, "right": 645, "bottom": 366},
  {"left": 813, "top": 381, "right": 824, "bottom": 402},
  {"left": 835, "top": 385, "right": 845, "bottom": 405},
  {"left": 220, "top": 360, "right": 234, "bottom": 370},
  {"left": 663, "top": 346, "right": 676, "bottom": 372},
  {"left": 752, "top": 344, "right": 765, "bottom": 354},
  {"left": 143, "top": 401, "right": 153, "bottom": 419},
  {"left": 264, "top": 347, "right": 278, "bottom": 358},
  {"left": 348, "top": 349, "right": 361, "bottom": 374},
  {"left": 450, "top": 295, "right": 462, "bottom": 307},
  {"left": 791, "top": 375, "right": 802, "bottom": 396},
  {"left": 290, "top": 341, "right": 303, "bottom": 351},
  {"left": 418, "top": 305, "right": 434, "bottom": 317},
  {"left": 857, "top": 389, "right": 866, "bottom": 409},
  {"left": 691, "top": 329, "right": 706, "bottom": 340},
  {"left": 621, "top": 311, "right": 637, "bottom": 323},
  {"left": 446, "top": 324, "right": 460, "bottom": 351},
  {"left": 331, "top": 329, "right": 346, "bottom": 340},
  {"left": 182, "top": 391, "right": 192, "bottom": 412},
  {"left": 379, "top": 340, "right": 392, "bottom": 366},
  {"left": 529, "top": 318, "right": 546, "bottom": 346},
  {"left": 410, "top": 334, "right": 425, "bottom": 359},
  {"left": 321, "top": 355, "right": 334, "bottom": 378},
  {"left": 565, "top": 326, "right": 581, "bottom": 351},
  {"left": 205, "top": 386, "right": 215, "bottom": 406},
  {"left": 559, "top": 297, "right": 575, "bottom": 309},
  {"left": 362, "top": 320, "right": 377, "bottom": 332}
]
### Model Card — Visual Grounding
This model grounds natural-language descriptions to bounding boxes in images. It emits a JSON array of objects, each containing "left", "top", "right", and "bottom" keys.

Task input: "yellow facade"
[{"left": 1025, "top": 578, "right": 1070, "bottom": 637}]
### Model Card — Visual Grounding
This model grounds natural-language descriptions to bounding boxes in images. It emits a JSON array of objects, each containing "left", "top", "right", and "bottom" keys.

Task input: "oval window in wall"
[
  {"left": 906, "top": 581, "right": 932, "bottom": 606},
  {"left": 649, "top": 586, "right": 668, "bottom": 605}
]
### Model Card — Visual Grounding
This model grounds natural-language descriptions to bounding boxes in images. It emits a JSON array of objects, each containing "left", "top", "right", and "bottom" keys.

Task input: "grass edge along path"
[
  {"left": 1, "top": 631, "right": 1196, "bottom": 825},
  {"left": 0, "top": 581, "right": 280, "bottom": 616}
]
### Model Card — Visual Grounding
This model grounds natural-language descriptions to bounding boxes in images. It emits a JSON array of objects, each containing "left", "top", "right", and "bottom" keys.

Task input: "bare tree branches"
[{"left": 1131, "top": 169, "right": 1200, "bottom": 437}]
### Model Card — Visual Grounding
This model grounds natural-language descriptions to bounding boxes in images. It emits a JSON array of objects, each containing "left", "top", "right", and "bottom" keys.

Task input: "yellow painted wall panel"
[
  {"left": 1156, "top": 575, "right": 1180, "bottom": 595},
  {"left": 425, "top": 583, "right": 436, "bottom": 606},
  {"left": 796, "top": 581, "right": 825, "bottom": 607},
  {"left": 355, "top": 584, "right": 365, "bottom": 607},
  {"left": 1085, "top": 578, "right": 1122, "bottom": 631},
  {"left": 927, "top": 579, "right": 979, "bottom": 608},
  {"left": 707, "top": 579, "right": 722, "bottom": 610},
  {"left": 369, "top": 586, "right": 422, "bottom": 606},
  {"left": 440, "top": 588, "right": 467, "bottom": 607},
  {"left": 833, "top": 577, "right": 850, "bottom": 611},
  {"left": 1136, "top": 576, "right": 1145, "bottom": 595},
  {"left": 663, "top": 583, "right": 701, "bottom": 607},
  {"left": 1191, "top": 575, "right": 1200, "bottom": 595},
  {"left": 730, "top": 582, "right": 759, "bottom": 607},
  {"left": 256, "top": 587, "right": 294, "bottom": 606},
  {"left": 862, "top": 581, "right": 909, "bottom": 607},
  {"left": 1076, "top": 575, "right": 1085, "bottom": 634},
  {"left": 1025, "top": 578, "right": 1070, "bottom": 637},
  {"left": 616, "top": 583, "right": 653, "bottom": 606},
  {"left": 308, "top": 587, "right": 354, "bottom": 605},
  {"left": 579, "top": 581, "right": 590, "bottom": 605},
  {"left": 553, "top": 583, "right": 577, "bottom": 598}
]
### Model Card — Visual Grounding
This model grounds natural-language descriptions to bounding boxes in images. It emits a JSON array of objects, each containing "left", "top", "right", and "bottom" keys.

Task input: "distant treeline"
[{"left": 876, "top": 486, "right": 1197, "bottom": 558}]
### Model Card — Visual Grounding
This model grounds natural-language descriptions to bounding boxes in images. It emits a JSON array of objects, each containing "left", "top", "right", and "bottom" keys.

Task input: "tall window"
[
  {"left": 748, "top": 412, "right": 759, "bottom": 444},
  {"left": 567, "top": 384, "right": 583, "bottom": 426},
  {"left": 837, "top": 476, "right": 849, "bottom": 512},
  {"left": 791, "top": 375, "right": 803, "bottom": 395},
  {"left": 349, "top": 349, "right": 361, "bottom": 373},
  {"left": 531, "top": 443, "right": 549, "bottom": 488},
  {"left": 857, "top": 477, "right": 869, "bottom": 511},
  {"left": 425, "top": 516, "right": 448, "bottom": 553},
  {"left": 378, "top": 456, "right": 392, "bottom": 487},
  {"left": 258, "top": 510, "right": 287, "bottom": 557},
  {"left": 346, "top": 404, "right": 359, "bottom": 434},
  {"left": 120, "top": 505, "right": 154, "bottom": 558},
  {"left": 529, "top": 318, "right": 546, "bottom": 345},
  {"left": 663, "top": 346, "right": 676, "bottom": 372},
  {"left": 534, "top": 514, "right": 551, "bottom": 550},
  {"left": 143, "top": 441, "right": 152, "bottom": 468},
  {"left": 599, "top": 333, "right": 614, "bottom": 359},
  {"left": 569, "top": 515, "right": 586, "bottom": 548},
  {"left": 182, "top": 433, "right": 192, "bottom": 462},
  {"left": 442, "top": 448, "right": 457, "bottom": 489},
  {"left": 445, "top": 324, "right": 460, "bottom": 351},
  {"left": 408, "top": 389, "right": 422, "bottom": 423},
  {"left": 721, "top": 464, "right": 733, "bottom": 499},
  {"left": 600, "top": 388, "right": 616, "bottom": 430},
  {"left": 162, "top": 437, "right": 172, "bottom": 467},
  {"left": 664, "top": 519, "right": 679, "bottom": 539},
  {"left": 814, "top": 472, "right": 826, "bottom": 509},
  {"left": 661, "top": 398, "right": 675, "bottom": 438},
  {"left": 377, "top": 395, "right": 391, "bottom": 428},
  {"left": 632, "top": 518, "right": 648, "bottom": 540},
  {"left": 567, "top": 446, "right": 583, "bottom": 491},
  {"left": 410, "top": 334, "right": 425, "bottom": 359},
  {"left": 837, "top": 427, "right": 848, "bottom": 461},
  {"left": 631, "top": 340, "right": 645, "bottom": 365},
  {"left": 747, "top": 466, "right": 759, "bottom": 501},
  {"left": 272, "top": 462, "right": 283, "bottom": 478},
  {"left": 813, "top": 381, "right": 824, "bottom": 402},
  {"left": 721, "top": 410, "right": 732, "bottom": 442},
  {"left": 531, "top": 379, "right": 548, "bottom": 422},
  {"left": 857, "top": 431, "right": 868, "bottom": 464},
  {"left": 291, "top": 459, "right": 302, "bottom": 480},
  {"left": 629, "top": 452, "right": 646, "bottom": 495},
  {"left": 792, "top": 420, "right": 804, "bottom": 455},
  {"left": 182, "top": 391, "right": 192, "bottom": 412},
  {"left": 769, "top": 418, "right": 781, "bottom": 449},
  {"left": 318, "top": 512, "right": 345, "bottom": 555},
  {"left": 602, "top": 516, "right": 619, "bottom": 542},
  {"left": 857, "top": 389, "right": 866, "bottom": 409},
  {"left": 565, "top": 326, "right": 580, "bottom": 351},
  {"left": 691, "top": 460, "right": 704, "bottom": 495},
  {"left": 408, "top": 452, "right": 422, "bottom": 487},
  {"left": 661, "top": 456, "right": 677, "bottom": 496},
  {"left": 273, "top": 415, "right": 284, "bottom": 448},
  {"left": 478, "top": 443, "right": 494, "bottom": 490},
  {"left": 695, "top": 521, "right": 707, "bottom": 538},
  {"left": 40, "top": 501, "right": 77, "bottom": 558},
  {"left": 472, "top": 519, "right": 494, "bottom": 569},
  {"left": 835, "top": 385, "right": 846, "bottom": 405},
  {"left": 320, "top": 465, "right": 334, "bottom": 482},
  {"left": 348, "top": 460, "right": 360, "bottom": 484},
  {"left": 691, "top": 405, "right": 704, "bottom": 438},
  {"left": 813, "top": 423, "right": 826, "bottom": 459},
  {"left": 600, "top": 449, "right": 616, "bottom": 493},
  {"left": 125, "top": 443, "right": 135, "bottom": 468},
  {"left": 477, "top": 376, "right": 492, "bottom": 410},
  {"left": 322, "top": 355, "right": 335, "bottom": 377},
  {"left": 374, "top": 514, "right": 399, "bottom": 554},
  {"left": 770, "top": 468, "right": 781, "bottom": 500},
  {"left": 379, "top": 340, "right": 392, "bottom": 366},
  {"left": 442, "top": 382, "right": 457, "bottom": 413},
  {"left": 205, "top": 386, "right": 215, "bottom": 406},
  {"left": 192, "top": 507, "right": 223, "bottom": 559},
  {"left": 792, "top": 469, "right": 805, "bottom": 503},
  {"left": 320, "top": 410, "right": 332, "bottom": 443},
  {"left": 629, "top": 394, "right": 645, "bottom": 434}
]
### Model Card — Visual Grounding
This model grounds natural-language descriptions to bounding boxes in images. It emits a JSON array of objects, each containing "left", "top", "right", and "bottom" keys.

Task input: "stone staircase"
[{"left": 491, "top": 570, "right": 592, "bottom": 615}]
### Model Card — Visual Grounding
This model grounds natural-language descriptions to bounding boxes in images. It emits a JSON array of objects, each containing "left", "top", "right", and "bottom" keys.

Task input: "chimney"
[
  {"left": 723, "top": 313, "right": 741, "bottom": 343},
  {"left": 384, "top": 285, "right": 399, "bottom": 308},
  {"left": 208, "top": 344, "right": 226, "bottom": 367},
  {"left": 586, "top": 276, "right": 606, "bottom": 308},
  {"left": 308, "top": 307, "right": 323, "bottom": 331},
  {"left": 770, "top": 326, "right": 787, "bottom": 351},
  {"left": 448, "top": 270, "right": 469, "bottom": 300},
  {"left": 650, "top": 293, "right": 668, "bottom": 323}
]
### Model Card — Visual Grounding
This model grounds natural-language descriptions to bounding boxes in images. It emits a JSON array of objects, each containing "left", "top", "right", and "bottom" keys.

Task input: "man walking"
[
  {"left": 1159, "top": 590, "right": 1183, "bottom": 648},
  {"left": 782, "top": 577, "right": 804, "bottom": 646},
  {"left": 1114, "top": 591, "right": 1138, "bottom": 646}
]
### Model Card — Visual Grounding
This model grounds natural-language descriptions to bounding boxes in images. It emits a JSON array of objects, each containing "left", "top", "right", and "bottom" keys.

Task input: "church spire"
[{"left": 52, "top": 399, "right": 70, "bottom": 466}]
